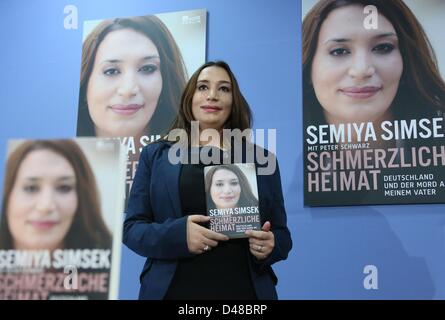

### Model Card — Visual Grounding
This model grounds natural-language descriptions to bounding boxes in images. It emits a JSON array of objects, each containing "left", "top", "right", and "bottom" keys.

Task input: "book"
[{"left": 204, "top": 163, "right": 261, "bottom": 238}]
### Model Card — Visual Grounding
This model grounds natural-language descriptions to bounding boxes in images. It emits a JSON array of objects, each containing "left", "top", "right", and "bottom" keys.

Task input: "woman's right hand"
[{"left": 186, "top": 215, "right": 229, "bottom": 254}]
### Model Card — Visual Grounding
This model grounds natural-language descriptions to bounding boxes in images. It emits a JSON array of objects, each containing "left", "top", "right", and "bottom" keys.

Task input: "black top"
[{"left": 164, "top": 146, "right": 257, "bottom": 300}]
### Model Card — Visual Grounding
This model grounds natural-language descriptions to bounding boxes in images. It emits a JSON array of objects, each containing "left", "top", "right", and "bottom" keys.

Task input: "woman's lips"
[
  {"left": 201, "top": 105, "right": 222, "bottom": 113},
  {"left": 110, "top": 104, "right": 144, "bottom": 115},
  {"left": 220, "top": 196, "right": 235, "bottom": 201},
  {"left": 28, "top": 220, "right": 59, "bottom": 230},
  {"left": 340, "top": 86, "right": 382, "bottom": 99}
]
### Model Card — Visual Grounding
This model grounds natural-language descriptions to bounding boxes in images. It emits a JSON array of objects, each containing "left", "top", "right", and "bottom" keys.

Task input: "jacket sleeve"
[
  {"left": 122, "top": 145, "right": 194, "bottom": 260},
  {"left": 255, "top": 159, "right": 293, "bottom": 269}
]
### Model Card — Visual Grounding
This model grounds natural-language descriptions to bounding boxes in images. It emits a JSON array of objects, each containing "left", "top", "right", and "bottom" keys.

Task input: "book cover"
[{"left": 204, "top": 163, "right": 261, "bottom": 238}]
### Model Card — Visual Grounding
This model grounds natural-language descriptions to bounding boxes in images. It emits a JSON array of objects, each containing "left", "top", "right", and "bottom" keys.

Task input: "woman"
[
  {"left": 0, "top": 140, "right": 112, "bottom": 250},
  {"left": 205, "top": 164, "right": 258, "bottom": 210},
  {"left": 303, "top": 0, "right": 445, "bottom": 129},
  {"left": 77, "top": 15, "right": 187, "bottom": 139},
  {"left": 123, "top": 61, "right": 292, "bottom": 300}
]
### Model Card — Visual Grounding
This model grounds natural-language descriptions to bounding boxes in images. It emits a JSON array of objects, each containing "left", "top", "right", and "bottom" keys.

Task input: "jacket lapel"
[{"left": 162, "top": 159, "right": 183, "bottom": 218}]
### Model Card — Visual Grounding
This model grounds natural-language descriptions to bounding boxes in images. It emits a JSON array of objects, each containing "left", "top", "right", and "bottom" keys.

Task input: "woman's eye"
[
  {"left": 23, "top": 185, "right": 39, "bottom": 193},
  {"left": 329, "top": 48, "right": 350, "bottom": 56},
  {"left": 373, "top": 43, "right": 395, "bottom": 54},
  {"left": 219, "top": 86, "right": 231, "bottom": 93},
  {"left": 198, "top": 84, "right": 208, "bottom": 91},
  {"left": 103, "top": 68, "right": 120, "bottom": 76},
  {"left": 139, "top": 64, "right": 158, "bottom": 74},
  {"left": 230, "top": 181, "right": 239, "bottom": 186},
  {"left": 215, "top": 182, "right": 223, "bottom": 187},
  {"left": 56, "top": 185, "right": 74, "bottom": 193}
]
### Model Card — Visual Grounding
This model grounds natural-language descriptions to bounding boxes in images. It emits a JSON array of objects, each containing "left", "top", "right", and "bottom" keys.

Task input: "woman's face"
[
  {"left": 210, "top": 169, "right": 241, "bottom": 209},
  {"left": 192, "top": 66, "right": 233, "bottom": 131},
  {"left": 311, "top": 5, "right": 403, "bottom": 125},
  {"left": 87, "top": 28, "right": 163, "bottom": 138},
  {"left": 7, "top": 149, "right": 78, "bottom": 251}
]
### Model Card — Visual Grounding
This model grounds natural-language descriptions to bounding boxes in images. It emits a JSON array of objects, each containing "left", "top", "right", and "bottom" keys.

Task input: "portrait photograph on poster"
[
  {"left": 302, "top": 0, "right": 445, "bottom": 206},
  {"left": 0, "top": 138, "right": 126, "bottom": 299},
  {"left": 76, "top": 9, "right": 207, "bottom": 200}
]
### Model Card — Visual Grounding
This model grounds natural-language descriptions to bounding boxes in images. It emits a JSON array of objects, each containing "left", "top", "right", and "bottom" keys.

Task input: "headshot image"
[
  {"left": 205, "top": 164, "right": 258, "bottom": 210},
  {"left": 303, "top": 0, "right": 445, "bottom": 128},
  {"left": 0, "top": 140, "right": 112, "bottom": 251},
  {"left": 77, "top": 14, "right": 188, "bottom": 139}
]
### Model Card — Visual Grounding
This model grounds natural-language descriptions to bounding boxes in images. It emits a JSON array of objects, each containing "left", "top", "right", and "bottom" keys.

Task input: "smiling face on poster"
[
  {"left": 310, "top": 5, "right": 403, "bottom": 126},
  {"left": 86, "top": 28, "right": 163, "bottom": 139}
]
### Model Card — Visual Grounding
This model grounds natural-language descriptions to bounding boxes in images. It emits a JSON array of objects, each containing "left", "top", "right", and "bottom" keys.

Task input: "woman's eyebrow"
[
  {"left": 56, "top": 176, "right": 76, "bottom": 181},
  {"left": 141, "top": 55, "right": 161, "bottom": 61},
  {"left": 323, "top": 38, "right": 350, "bottom": 45},
  {"left": 324, "top": 32, "right": 397, "bottom": 45},
  {"left": 23, "top": 176, "right": 75, "bottom": 181},
  {"left": 374, "top": 32, "right": 398, "bottom": 39},
  {"left": 197, "top": 79, "right": 232, "bottom": 85},
  {"left": 100, "top": 55, "right": 160, "bottom": 64},
  {"left": 100, "top": 59, "right": 121, "bottom": 64}
]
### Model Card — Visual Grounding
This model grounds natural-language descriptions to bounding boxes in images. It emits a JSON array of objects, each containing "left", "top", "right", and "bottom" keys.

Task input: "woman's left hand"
[{"left": 245, "top": 221, "right": 275, "bottom": 260}]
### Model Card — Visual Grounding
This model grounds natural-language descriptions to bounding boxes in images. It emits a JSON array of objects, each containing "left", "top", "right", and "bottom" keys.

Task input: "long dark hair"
[
  {"left": 168, "top": 61, "right": 253, "bottom": 139},
  {"left": 303, "top": 0, "right": 445, "bottom": 125},
  {"left": 204, "top": 164, "right": 258, "bottom": 210},
  {"left": 0, "top": 140, "right": 112, "bottom": 250},
  {"left": 77, "top": 15, "right": 187, "bottom": 137}
]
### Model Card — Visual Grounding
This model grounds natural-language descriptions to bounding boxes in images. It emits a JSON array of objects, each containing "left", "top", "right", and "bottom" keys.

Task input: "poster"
[
  {"left": 302, "top": 1, "right": 445, "bottom": 206},
  {"left": 0, "top": 138, "right": 126, "bottom": 299},
  {"left": 76, "top": 9, "right": 207, "bottom": 200}
]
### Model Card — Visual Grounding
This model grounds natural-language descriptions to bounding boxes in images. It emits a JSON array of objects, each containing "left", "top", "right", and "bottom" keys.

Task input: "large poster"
[
  {"left": 0, "top": 138, "right": 126, "bottom": 299},
  {"left": 302, "top": 1, "right": 445, "bottom": 206},
  {"left": 76, "top": 9, "right": 207, "bottom": 200}
]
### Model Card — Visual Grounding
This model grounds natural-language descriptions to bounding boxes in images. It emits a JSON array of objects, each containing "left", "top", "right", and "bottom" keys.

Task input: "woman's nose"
[
  {"left": 206, "top": 87, "right": 218, "bottom": 101},
  {"left": 117, "top": 72, "right": 139, "bottom": 97},
  {"left": 348, "top": 51, "right": 375, "bottom": 79},
  {"left": 222, "top": 184, "right": 232, "bottom": 194},
  {"left": 35, "top": 188, "right": 57, "bottom": 214}
]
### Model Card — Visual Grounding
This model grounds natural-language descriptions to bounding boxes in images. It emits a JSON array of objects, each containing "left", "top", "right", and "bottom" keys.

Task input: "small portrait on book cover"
[
  {"left": 205, "top": 163, "right": 258, "bottom": 211},
  {"left": 204, "top": 163, "right": 260, "bottom": 238}
]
